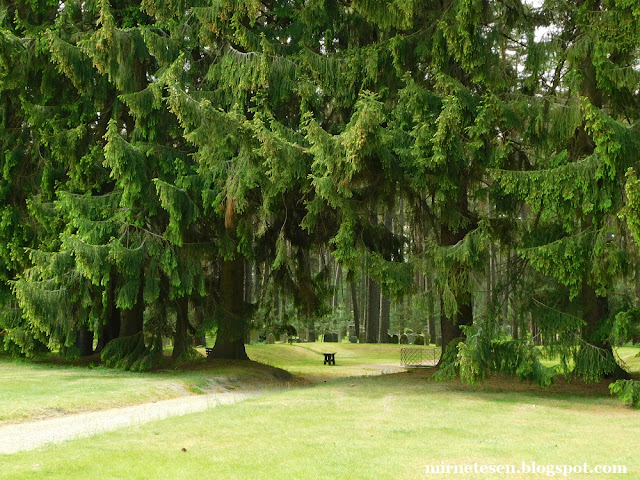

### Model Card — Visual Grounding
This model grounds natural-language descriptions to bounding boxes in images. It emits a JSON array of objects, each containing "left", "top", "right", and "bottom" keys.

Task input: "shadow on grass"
[{"left": 4, "top": 348, "right": 633, "bottom": 406}]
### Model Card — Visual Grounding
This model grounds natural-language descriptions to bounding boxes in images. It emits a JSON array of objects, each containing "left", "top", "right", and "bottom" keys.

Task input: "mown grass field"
[
  {"left": 1, "top": 344, "right": 638, "bottom": 479},
  {"left": 1, "top": 370, "right": 638, "bottom": 480},
  {"left": 0, "top": 355, "right": 295, "bottom": 425},
  {"left": 0, "top": 343, "right": 437, "bottom": 424},
  {"left": 244, "top": 342, "right": 439, "bottom": 379},
  {"left": 0, "top": 359, "right": 187, "bottom": 424},
  {"left": 1, "top": 343, "right": 637, "bottom": 425}
]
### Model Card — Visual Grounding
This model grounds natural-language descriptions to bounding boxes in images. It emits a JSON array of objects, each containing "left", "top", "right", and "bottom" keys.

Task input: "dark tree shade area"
[{"left": 1, "top": 0, "right": 640, "bottom": 392}]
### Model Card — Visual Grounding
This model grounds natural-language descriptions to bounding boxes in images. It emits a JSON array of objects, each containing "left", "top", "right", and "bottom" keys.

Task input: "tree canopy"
[{"left": 1, "top": 0, "right": 640, "bottom": 402}]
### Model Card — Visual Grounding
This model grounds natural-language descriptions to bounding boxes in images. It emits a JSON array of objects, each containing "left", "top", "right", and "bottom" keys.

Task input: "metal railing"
[{"left": 400, "top": 347, "right": 440, "bottom": 367}]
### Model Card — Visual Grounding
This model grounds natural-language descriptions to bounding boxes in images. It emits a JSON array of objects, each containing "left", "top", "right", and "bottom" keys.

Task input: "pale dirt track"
[
  {"left": 0, "top": 362, "right": 412, "bottom": 456},
  {"left": 0, "top": 390, "right": 260, "bottom": 455}
]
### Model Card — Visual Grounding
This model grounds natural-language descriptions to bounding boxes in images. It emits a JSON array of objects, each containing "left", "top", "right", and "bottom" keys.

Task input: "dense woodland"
[{"left": 1, "top": 0, "right": 640, "bottom": 392}]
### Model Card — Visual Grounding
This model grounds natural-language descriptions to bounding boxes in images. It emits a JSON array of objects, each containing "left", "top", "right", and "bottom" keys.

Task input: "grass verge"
[
  {"left": 0, "top": 357, "right": 295, "bottom": 425},
  {"left": 1, "top": 371, "right": 637, "bottom": 480}
]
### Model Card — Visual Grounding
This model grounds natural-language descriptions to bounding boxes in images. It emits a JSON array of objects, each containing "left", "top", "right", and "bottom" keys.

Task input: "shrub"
[{"left": 609, "top": 380, "right": 640, "bottom": 409}]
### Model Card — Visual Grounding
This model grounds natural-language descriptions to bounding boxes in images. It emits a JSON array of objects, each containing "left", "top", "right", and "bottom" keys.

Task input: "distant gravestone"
[
  {"left": 266, "top": 333, "right": 275, "bottom": 344},
  {"left": 415, "top": 335, "right": 425, "bottom": 345},
  {"left": 400, "top": 334, "right": 409, "bottom": 344},
  {"left": 349, "top": 335, "right": 358, "bottom": 343},
  {"left": 407, "top": 334, "right": 416, "bottom": 345},
  {"left": 391, "top": 334, "right": 399, "bottom": 344},
  {"left": 280, "top": 334, "right": 287, "bottom": 343}
]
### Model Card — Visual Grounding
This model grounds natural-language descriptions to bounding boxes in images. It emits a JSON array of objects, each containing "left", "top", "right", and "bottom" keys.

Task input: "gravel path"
[
  {"left": 0, "top": 362, "right": 410, "bottom": 456},
  {"left": 0, "top": 391, "right": 261, "bottom": 455}
]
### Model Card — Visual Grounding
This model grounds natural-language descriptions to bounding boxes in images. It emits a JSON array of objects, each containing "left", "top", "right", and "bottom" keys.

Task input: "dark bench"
[{"left": 323, "top": 352, "right": 336, "bottom": 365}]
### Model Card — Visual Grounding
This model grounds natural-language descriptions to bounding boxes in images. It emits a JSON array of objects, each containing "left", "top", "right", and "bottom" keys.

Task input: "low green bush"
[{"left": 609, "top": 379, "right": 640, "bottom": 408}]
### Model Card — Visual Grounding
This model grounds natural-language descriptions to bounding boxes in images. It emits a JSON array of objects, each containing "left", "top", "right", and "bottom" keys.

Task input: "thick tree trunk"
[
  {"left": 75, "top": 325, "right": 94, "bottom": 356},
  {"left": 244, "top": 260, "right": 253, "bottom": 344},
  {"left": 209, "top": 256, "right": 248, "bottom": 360},
  {"left": 120, "top": 280, "right": 144, "bottom": 337},
  {"left": 580, "top": 282, "right": 629, "bottom": 379},
  {"left": 439, "top": 302, "right": 473, "bottom": 363},
  {"left": 581, "top": 283, "right": 607, "bottom": 346},
  {"left": 96, "top": 280, "right": 120, "bottom": 353},
  {"left": 192, "top": 298, "right": 206, "bottom": 346},
  {"left": 438, "top": 183, "right": 474, "bottom": 364},
  {"left": 172, "top": 296, "right": 190, "bottom": 359}
]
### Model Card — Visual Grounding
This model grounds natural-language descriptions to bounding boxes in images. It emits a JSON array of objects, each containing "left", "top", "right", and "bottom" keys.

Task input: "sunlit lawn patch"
[{"left": 1, "top": 371, "right": 637, "bottom": 480}]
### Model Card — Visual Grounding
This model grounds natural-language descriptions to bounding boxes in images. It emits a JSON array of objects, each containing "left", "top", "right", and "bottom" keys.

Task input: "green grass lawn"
[
  {"left": 1, "top": 371, "right": 637, "bottom": 480},
  {"left": 1, "top": 343, "right": 635, "bottom": 426},
  {"left": 0, "top": 359, "right": 187, "bottom": 424},
  {"left": 244, "top": 342, "right": 439, "bottom": 379},
  {"left": 616, "top": 345, "right": 640, "bottom": 373},
  {"left": 0, "top": 356, "right": 295, "bottom": 425},
  {"left": 0, "top": 342, "right": 433, "bottom": 424}
]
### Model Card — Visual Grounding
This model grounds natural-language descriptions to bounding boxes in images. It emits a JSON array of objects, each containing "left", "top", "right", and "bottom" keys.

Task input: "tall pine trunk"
[
  {"left": 426, "top": 276, "right": 436, "bottom": 345},
  {"left": 378, "top": 209, "right": 393, "bottom": 343},
  {"left": 366, "top": 275, "right": 380, "bottom": 343},
  {"left": 379, "top": 295, "right": 390, "bottom": 343},
  {"left": 209, "top": 255, "right": 248, "bottom": 360},
  {"left": 96, "top": 279, "right": 120, "bottom": 353},
  {"left": 172, "top": 295, "right": 190, "bottom": 359},
  {"left": 120, "top": 280, "right": 144, "bottom": 338},
  {"left": 439, "top": 301, "right": 473, "bottom": 362},
  {"left": 244, "top": 260, "right": 253, "bottom": 305},
  {"left": 350, "top": 278, "right": 360, "bottom": 338},
  {"left": 75, "top": 325, "right": 94, "bottom": 356},
  {"left": 438, "top": 184, "right": 474, "bottom": 364},
  {"left": 580, "top": 282, "right": 628, "bottom": 379}
]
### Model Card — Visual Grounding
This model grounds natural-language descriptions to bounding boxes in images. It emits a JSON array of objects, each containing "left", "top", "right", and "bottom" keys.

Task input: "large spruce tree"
[{"left": 2, "top": 0, "right": 639, "bottom": 384}]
